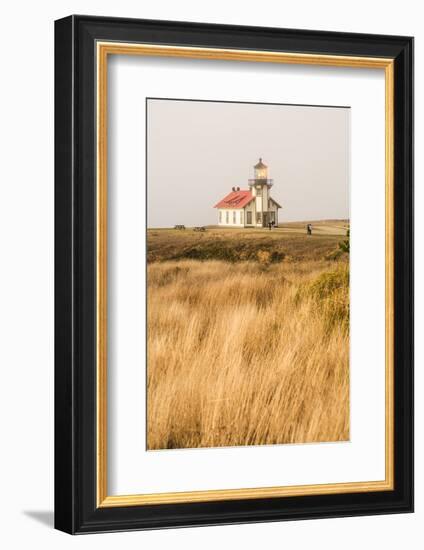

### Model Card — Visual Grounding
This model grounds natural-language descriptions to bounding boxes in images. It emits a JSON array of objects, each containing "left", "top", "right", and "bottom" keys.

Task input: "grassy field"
[
  {"left": 147, "top": 222, "right": 350, "bottom": 450},
  {"left": 147, "top": 221, "right": 348, "bottom": 263}
]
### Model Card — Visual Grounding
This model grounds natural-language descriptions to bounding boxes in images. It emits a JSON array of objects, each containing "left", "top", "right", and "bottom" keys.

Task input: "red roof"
[{"left": 214, "top": 190, "right": 254, "bottom": 209}]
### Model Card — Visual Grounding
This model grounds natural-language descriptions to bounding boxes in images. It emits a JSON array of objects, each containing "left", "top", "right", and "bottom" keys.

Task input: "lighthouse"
[
  {"left": 248, "top": 158, "right": 274, "bottom": 227},
  {"left": 214, "top": 158, "right": 281, "bottom": 227}
]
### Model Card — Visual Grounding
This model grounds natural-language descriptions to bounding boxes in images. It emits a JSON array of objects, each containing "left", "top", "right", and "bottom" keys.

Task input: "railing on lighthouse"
[{"left": 248, "top": 178, "right": 274, "bottom": 187}]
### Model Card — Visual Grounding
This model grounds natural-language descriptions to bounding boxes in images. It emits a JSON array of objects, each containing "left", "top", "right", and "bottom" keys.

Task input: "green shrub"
[
  {"left": 338, "top": 227, "right": 350, "bottom": 254},
  {"left": 297, "top": 267, "right": 349, "bottom": 332},
  {"left": 307, "top": 268, "right": 349, "bottom": 301}
]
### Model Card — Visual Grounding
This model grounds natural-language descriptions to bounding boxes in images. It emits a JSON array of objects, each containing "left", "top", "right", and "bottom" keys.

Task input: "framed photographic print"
[{"left": 54, "top": 15, "right": 414, "bottom": 534}]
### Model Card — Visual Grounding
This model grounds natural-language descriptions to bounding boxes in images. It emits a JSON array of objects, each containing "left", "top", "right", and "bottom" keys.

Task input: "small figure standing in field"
[{"left": 307, "top": 223, "right": 312, "bottom": 235}]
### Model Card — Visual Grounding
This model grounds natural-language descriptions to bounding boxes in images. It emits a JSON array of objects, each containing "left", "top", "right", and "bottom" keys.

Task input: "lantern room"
[{"left": 254, "top": 158, "right": 268, "bottom": 180}]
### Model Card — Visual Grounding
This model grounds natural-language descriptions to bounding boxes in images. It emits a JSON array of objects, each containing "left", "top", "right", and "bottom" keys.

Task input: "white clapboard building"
[{"left": 214, "top": 158, "right": 281, "bottom": 228}]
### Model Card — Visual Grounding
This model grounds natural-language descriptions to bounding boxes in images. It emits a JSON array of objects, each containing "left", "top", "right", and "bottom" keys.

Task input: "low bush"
[{"left": 297, "top": 267, "right": 349, "bottom": 332}]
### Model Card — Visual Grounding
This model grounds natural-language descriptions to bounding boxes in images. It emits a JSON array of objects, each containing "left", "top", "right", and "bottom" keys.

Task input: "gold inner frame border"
[{"left": 96, "top": 42, "right": 394, "bottom": 508}]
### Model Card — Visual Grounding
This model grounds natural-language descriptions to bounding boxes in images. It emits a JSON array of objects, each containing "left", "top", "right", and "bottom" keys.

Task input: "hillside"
[{"left": 147, "top": 221, "right": 349, "bottom": 264}]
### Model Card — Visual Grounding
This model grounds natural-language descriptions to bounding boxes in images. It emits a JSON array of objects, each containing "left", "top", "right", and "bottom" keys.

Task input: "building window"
[
  {"left": 233, "top": 211, "right": 236, "bottom": 224},
  {"left": 246, "top": 211, "right": 252, "bottom": 225},
  {"left": 226, "top": 211, "right": 229, "bottom": 224},
  {"left": 256, "top": 186, "right": 262, "bottom": 197},
  {"left": 240, "top": 211, "right": 244, "bottom": 224},
  {"left": 256, "top": 212, "right": 262, "bottom": 224},
  {"left": 219, "top": 211, "right": 222, "bottom": 223}
]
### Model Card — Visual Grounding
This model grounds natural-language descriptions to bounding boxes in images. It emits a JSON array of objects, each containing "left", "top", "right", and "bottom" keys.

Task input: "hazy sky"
[{"left": 147, "top": 99, "right": 350, "bottom": 227}]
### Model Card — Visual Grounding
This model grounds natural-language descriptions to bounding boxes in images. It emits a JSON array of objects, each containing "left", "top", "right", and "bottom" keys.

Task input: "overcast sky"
[{"left": 147, "top": 99, "right": 350, "bottom": 227}]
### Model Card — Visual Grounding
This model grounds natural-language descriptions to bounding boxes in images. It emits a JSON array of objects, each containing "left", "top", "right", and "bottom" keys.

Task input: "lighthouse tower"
[{"left": 248, "top": 158, "right": 274, "bottom": 227}]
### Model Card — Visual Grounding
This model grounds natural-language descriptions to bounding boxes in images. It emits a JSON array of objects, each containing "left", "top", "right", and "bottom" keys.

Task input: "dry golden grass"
[{"left": 147, "top": 246, "right": 349, "bottom": 450}]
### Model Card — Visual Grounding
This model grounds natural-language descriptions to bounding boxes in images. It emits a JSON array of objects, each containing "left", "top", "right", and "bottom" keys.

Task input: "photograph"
[{"left": 146, "top": 98, "right": 351, "bottom": 450}]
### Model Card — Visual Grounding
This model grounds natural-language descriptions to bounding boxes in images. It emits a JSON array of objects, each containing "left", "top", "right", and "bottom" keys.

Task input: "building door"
[{"left": 246, "top": 211, "right": 252, "bottom": 225}]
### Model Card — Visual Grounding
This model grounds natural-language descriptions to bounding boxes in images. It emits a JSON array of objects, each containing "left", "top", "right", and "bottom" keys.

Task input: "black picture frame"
[{"left": 55, "top": 15, "right": 414, "bottom": 534}]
